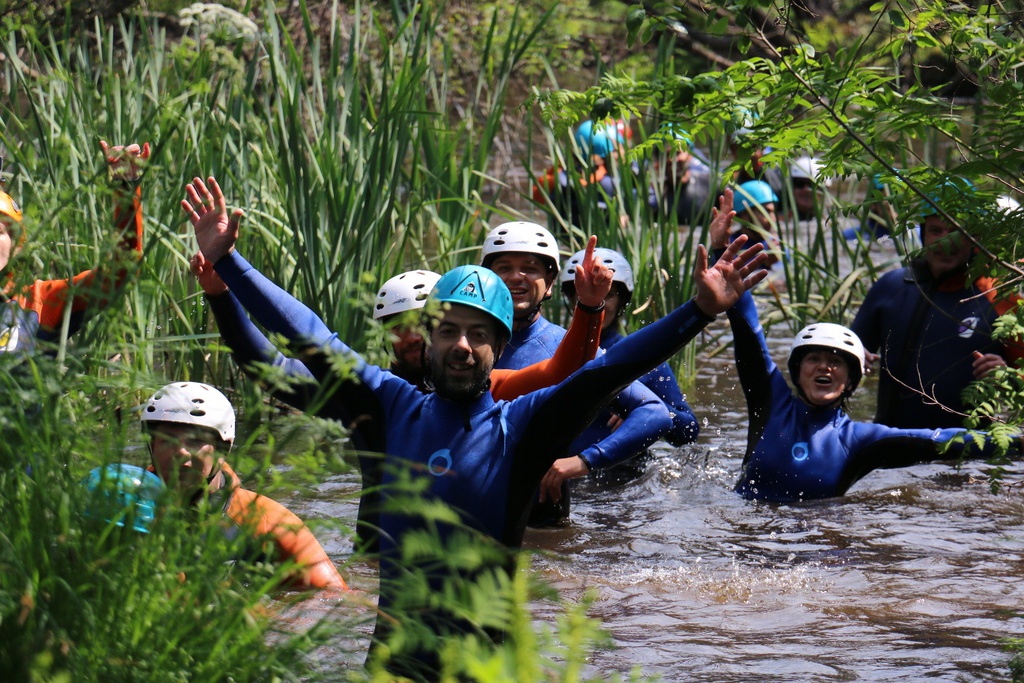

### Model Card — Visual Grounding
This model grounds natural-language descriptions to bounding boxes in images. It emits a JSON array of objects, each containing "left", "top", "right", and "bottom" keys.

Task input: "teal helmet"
[
  {"left": 430, "top": 265, "right": 514, "bottom": 341},
  {"left": 919, "top": 177, "right": 975, "bottom": 219},
  {"left": 659, "top": 122, "right": 692, "bottom": 148},
  {"left": 83, "top": 464, "right": 164, "bottom": 534},
  {"left": 575, "top": 120, "right": 618, "bottom": 158},
  {"left": 734, "top": 180, "right": 779, "bottom": 214}
]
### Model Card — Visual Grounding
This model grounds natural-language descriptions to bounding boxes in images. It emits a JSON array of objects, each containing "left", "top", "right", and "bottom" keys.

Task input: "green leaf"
[{"left": 626, "top": 7, "right": 646, "bottom": 47}]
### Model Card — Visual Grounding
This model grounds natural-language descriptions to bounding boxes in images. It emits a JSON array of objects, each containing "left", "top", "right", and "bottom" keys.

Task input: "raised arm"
[
  {"left": 490, "top": 237, "right": 611, "bottom": 399},
  {"left": 192, "top": 251, "right": 327, "bottom": 412},
  {"left": 26, "top": 141, "right": 149, "bottom": 335}
]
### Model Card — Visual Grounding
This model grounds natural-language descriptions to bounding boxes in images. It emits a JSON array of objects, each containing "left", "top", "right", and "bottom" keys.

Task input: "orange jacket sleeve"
[
  {"left": 15, "top": 186, "right": 143, "bottom": 333},
  {"left": 977, "top": 276, "right": 1024, "bottom": 366},
  {"left": 227, "top": 488, "right": 349, "bottom": 591},
  {"left": 490, "top": 304, "right": 604, "bottom": 400}
]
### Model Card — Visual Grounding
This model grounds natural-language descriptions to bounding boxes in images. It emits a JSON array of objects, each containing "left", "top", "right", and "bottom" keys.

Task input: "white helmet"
[
  {"left": 480, "top": 222, "right": 560, "bottom": 273},
  {"left": 788, "top": 323, "right": 866, "bottom": 393},
  {"left": 140, "top": 382, "right": 235, "bottom": 443},
  {"left": 790, "top": 156, "right": 832, "bottom": 187},
  {"left": 997, "top": 195, "right": 1021, "bottom": 214},
  {"left": 373, "top": 270, "right": 441, "bottom": 320},
  {"left": 560, "top": 247, "right": 634, "bottom": 293}
]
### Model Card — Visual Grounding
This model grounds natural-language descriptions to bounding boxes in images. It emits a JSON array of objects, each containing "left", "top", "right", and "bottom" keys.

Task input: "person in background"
[
  {"left": 647, "top": 125, "right": 712, "bottom": 229},
  {"left": 731, "top": 179, "right": 782, "bottom": 268},
  {"left": 729, "top": 117, "right": 785, "bottom": 205},
  {"left": 532, "top": 119, "right": 624, "bottom": 231},
  {"left": 82, "top": 463, "right": 164, "bottom": 534},
  {"left": 0, "top": 141, "right": 147, "bottom": 355},
  {"left": 788, "top": 155, "right": 830, "bottom": 222},
  {"left": 140, "top": 381, "right": 349, "bottom": 591},
  {"left": 851, "top": 178, "right": 1024, "bottom": 429}
]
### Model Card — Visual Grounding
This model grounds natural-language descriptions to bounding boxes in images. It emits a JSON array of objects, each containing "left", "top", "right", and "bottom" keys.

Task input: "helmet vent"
[
  {"left": 190, "top": 409, "right": 207, "bottom": 417},
  {"left": 493, "top": 239, "right": 507, "bottom": 246}
]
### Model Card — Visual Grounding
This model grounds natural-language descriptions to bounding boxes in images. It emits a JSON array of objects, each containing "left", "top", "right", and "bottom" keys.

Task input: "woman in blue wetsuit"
[
  {"left": 708, "top": 188, "right": 1011, "bottom": 503},
  {"left": 559, "top": 246, "right": 699, "bottom": 481}
]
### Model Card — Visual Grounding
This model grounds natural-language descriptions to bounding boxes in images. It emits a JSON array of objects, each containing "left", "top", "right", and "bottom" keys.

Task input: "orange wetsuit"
[{"left": 220, "top": 462, "right": 348, "bottom": 591}]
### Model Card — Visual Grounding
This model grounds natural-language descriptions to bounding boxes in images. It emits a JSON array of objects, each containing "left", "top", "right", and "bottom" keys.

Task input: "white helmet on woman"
[
  {"left": 560, "top": 246, "right": 634, "bottom": 310},
  {"left": 140, "top": 382, "right": 235, "bottom": 444},
  {"left": 373, "top": 270, "right": 442, "bottom": 320},
  {"left": 560, "top": 246, "right": 634, "bottom": 290},
  {"left": 787, "top": 323, "right": 866, "bottom": 393},
  {"left": 480, "top": 222, "right": 560, "bottom": 273}
]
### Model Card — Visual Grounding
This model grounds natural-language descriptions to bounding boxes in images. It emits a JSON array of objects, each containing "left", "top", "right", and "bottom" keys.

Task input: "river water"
[{"left": 276, "top": 232, "right": 1024, "bottom": 681}]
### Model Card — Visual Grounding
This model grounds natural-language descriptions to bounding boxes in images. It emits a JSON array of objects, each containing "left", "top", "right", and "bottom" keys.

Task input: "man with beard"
[
  {"left": 851, "top": 179, "right": 1024, "bottom": 428},
  {"left": 182, "top": 175, "right": 767, "bottom": 680}
]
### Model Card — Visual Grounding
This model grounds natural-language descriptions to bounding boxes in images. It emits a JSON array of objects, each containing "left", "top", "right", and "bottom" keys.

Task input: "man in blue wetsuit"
[
  {"left": 851, "top": 181, "right": 1023, "bottom": 429},
  {"left": 182, "top": 175, "right": 767, "bottom": 680},
  {"left": 559, "top": 246, "right": 698, "bottom": 482},
  {"left": 707, "top": 188, "right": 1014, "bottom": 503},
  {"left": 480, "top": 221, "right": 674, "bottom": 525}
]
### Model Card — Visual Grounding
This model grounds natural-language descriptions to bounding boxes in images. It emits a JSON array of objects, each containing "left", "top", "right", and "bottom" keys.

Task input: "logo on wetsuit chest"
[
  {"left": 958, "top": 316, "right": 979, "bottom": 339},
  {"left": 427, "top": 449, "right": 453, "bottom": 476},
  {"left": 791, "top": 442, "right": 809, "bottom": 462}
]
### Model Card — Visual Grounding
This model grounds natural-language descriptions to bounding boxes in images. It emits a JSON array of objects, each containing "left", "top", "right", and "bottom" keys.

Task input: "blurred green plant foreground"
[{"left": 4, "top": 0, "right": 1024, "bottom": 680}]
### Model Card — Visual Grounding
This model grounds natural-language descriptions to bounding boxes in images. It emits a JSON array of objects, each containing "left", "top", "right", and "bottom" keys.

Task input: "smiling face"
[
  {"left": 796, "top": 349, "right": 852, "bottom": 407},
  {"left": 487, "top": 253, "right": 555, "bottom": 325},
  {"left": 922, "top": 215, "right": 971, "bottom": 278},
  {"left": 149, "top": 423, "right": 224, "bottom": 495},
  {"left": 427, "top": 304, "right": 501, "bottom": 401}
]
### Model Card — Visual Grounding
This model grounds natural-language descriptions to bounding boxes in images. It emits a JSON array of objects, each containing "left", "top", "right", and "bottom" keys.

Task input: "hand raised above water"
[
  {"left": 181, "top": 176, "right": 243, "bottom": 265},
  {"left": 574, "top": 235, "right": 614, "bottom": 309},
  {"left": 692, "top": 235, "right": 768, "bottom": 318}
]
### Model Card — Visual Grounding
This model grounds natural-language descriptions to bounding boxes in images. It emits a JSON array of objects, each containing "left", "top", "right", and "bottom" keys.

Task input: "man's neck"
[{"left": 512, "top": 310, "right": 541, "bottom": 332}]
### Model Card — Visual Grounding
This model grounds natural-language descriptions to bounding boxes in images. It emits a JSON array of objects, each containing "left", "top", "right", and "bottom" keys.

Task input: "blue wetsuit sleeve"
[
  {"left": 207, "top": 291, "right": 322, "bottom": 411},
  {"left": 838, "top": 424, "right": 1011, "bottom": 494},
  {"left": 726, "top": 290, "right": 785, "bottom": 457},
  {"left": 213, "top": 251, "right": 344, "bottom": 352},
  {"left": 850, "top": 276, "right": 886, "bottom": 353},
  {"left": 577, "top": 380, "right": 671, "bottom": 469},
  {"left": 640, "top": 362, "right": 698, "bottom": 446},
  {"left": 207, "top": 291, "right": 314, "bottom": 377}
]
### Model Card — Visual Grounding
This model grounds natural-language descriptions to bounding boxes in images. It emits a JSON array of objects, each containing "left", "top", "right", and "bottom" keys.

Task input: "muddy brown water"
[{"left": 277, "top": 231, "right": 1024, "bottom": 681}]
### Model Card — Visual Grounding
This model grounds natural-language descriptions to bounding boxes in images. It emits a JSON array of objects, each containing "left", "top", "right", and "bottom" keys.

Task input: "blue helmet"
[
  {"left": 83, "top": 464, "right": 164, "bottom": 534},
  {"left": 919, "top": 177, "right": 975, "bottom": 219},
  {"left": 575, "top": 120, "right": 618, "bottom": 158},
  {"left": 431, "top": 265, "right": 513, "bottom": 341},
  {"left": 734, "top": 180, "right": 779, "bottom": 215}
]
